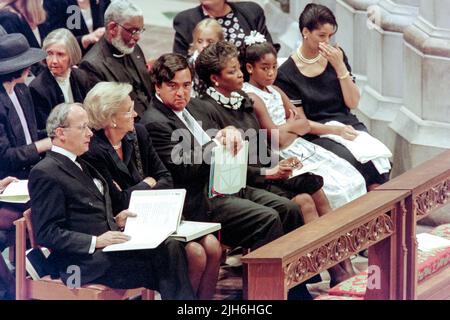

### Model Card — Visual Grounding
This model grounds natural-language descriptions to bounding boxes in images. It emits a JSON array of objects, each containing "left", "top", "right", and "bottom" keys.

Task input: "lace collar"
[{"left": 206, "top": 87, "right": 244, "bottom": 110}]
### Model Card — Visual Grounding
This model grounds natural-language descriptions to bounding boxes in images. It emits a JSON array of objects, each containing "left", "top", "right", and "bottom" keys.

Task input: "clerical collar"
[
  {"left": 206, "top": 87, "right": 244, "bottom": 110},
  {"left": 113, "top": 52, "right": 126, "bottom": 58},
  {"left": 106, "top": 40, "right": 127, "bottom": 58}
]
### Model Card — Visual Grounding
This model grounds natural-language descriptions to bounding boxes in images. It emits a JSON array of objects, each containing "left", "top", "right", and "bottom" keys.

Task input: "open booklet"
[
  {"left": 0, "top": 179, "right": 29, "bottom": 203},
  {"left": 170, "top": 221, "right": 221, "bottom": 242},
  {"left": 103, "top": 189, "right": 221, "bottom": 252},
  {"left": 209, "top": 141, "right": 249, "bottom": 197}
]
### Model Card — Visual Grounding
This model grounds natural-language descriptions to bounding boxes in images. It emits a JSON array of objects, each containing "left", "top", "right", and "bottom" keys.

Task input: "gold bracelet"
[{"left": 338, "top": 71, "right": 350, "bottom": 80}]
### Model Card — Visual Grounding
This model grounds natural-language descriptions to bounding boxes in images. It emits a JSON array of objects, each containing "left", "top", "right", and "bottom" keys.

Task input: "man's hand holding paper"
[{"left": 215, "top": 126, "right": 243, "bottom": 156}]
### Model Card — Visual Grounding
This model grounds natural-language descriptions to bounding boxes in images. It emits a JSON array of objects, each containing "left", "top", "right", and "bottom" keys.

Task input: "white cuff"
[{"left": 89, "top": 236, "right": 96, "bottom": 254}]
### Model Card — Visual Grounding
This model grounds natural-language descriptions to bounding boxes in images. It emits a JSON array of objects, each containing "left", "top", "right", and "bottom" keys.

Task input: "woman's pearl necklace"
[
  {"left": 296, "top": 47, "right": 321, "bottom": 65},
  {"left": 112, "top": 142, "right": 122, "bottom": 150}
]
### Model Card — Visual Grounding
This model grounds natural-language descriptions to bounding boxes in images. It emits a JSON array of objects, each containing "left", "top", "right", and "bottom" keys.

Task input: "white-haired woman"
[
  {"left": 29, "top": 28, "right": 90, "bottom": 130},
  {"left": 82, "top": 82, "right": 222, "bottom": 300}
]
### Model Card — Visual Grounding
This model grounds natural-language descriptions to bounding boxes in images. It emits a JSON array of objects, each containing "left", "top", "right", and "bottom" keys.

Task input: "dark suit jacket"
[
  {"left": 0, "top": 84, "right": 42, "bottom": 179},
  {"left": 64, "top": 0, "right": 110, "bottom": 37},
  {"left": 29, "top": 67, "right": 90, "bottom": 130},
  {"left": 46, "top": 0, "right": 110, "bottom": 54},
  {"left": 140, "top": 98, "right": 219, "bottom": 221},
  {"left": 172, "top": 1, "right": 276, "bottom": 56},
  {"left": 29, "top": 151, "right": 119, "bottom": 285},
  {"left": 82, "top": 124, "right": 173, "bottom": 213},
  {"left": 79, "top": 37, "right": 152, "bottom": 117},
  {"left": 141, "top": 97, "right": 264, "bottom": 220}
]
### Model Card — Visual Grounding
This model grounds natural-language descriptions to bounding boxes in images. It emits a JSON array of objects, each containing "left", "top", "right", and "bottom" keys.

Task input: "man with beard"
[{"left": 79, "top": 0, "right": 152, "bottom": 119}]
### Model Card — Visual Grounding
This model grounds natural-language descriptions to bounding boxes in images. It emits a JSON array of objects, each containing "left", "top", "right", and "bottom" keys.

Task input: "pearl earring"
[
  {"left": 112, "top": 123, "right": 117, "bottom": 128},
  {"left": 215, "top": 82, "right": 219, "bottom": 87}
]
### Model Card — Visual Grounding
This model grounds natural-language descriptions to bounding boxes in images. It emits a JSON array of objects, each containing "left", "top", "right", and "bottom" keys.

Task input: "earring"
[
  {"left": 248, "top": 71, "right": 252, "bottom": 75},
  {"left": 112, "top": 123, "right": 117, "bottom": 128},
  {"left": 304, "top": 36, "right": 308, "bottom": 40},
  {"left": 215, "top": 82, "right": 219, "bottom": 87}
]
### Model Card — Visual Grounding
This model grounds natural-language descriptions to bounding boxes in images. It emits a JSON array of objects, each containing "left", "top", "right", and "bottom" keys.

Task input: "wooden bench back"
[
  {"left": 376, "top": 149, "right": 450, "bottom": 299},
  {"left": 242, "top": 190, "right": 410, "bottom": 300}
]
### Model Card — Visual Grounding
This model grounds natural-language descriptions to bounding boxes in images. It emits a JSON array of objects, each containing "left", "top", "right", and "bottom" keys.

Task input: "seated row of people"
[{"left": 0, "top": 1, "right": 391, "bottom": 299}]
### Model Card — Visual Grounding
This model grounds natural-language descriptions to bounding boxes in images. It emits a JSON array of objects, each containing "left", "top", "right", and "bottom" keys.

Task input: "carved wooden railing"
[
  {"left": 375, "top": 149, "right": 450, "bottom": 300},
  {"left": 242, "top": 149, "right": 450, "bottom": 300},
  {"left": 242, "top": 190, "right": 410, "bottom": 300}
]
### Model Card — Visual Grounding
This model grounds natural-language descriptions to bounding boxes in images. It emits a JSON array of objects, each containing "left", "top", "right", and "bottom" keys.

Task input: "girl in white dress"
[{"left": 241, "top": 34, "right": 366, "bottom": 209}]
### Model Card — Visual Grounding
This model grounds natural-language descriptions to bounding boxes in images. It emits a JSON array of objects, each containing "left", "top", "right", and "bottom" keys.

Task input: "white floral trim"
[{"left": 206, "top": 87, "right": 244, "bottom": 110}]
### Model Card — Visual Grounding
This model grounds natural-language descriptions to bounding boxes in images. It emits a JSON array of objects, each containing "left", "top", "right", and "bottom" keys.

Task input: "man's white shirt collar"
[{"left": 51, "top": 145, "right": 77, "bottom": 162}]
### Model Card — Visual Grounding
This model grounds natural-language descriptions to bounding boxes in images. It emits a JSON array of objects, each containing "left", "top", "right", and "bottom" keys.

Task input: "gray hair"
[
  {"left": 83, "top": 82, "right": 133, "bottom": 130},
  {"left": 46, "top": 103, "right": 81, "bottom": 138},
  {"left": 43, "top": 28, "right": 82, "bottom": 66},
  {"left": 104, "top": 0, "right": 143, "bottom": 26}
]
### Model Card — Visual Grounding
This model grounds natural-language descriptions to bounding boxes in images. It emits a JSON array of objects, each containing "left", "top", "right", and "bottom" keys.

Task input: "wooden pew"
[
  {"left": 375, "top": 149, "right": 450, "bottom": 300},
  {"left": 242, "top": 190, "right": 410, "bottom": 300}
]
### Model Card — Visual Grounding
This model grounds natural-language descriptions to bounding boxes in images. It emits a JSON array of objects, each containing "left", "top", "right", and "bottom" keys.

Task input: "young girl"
[
  {"left": 188, "top": 18, "right": 224, "bottom": 96},
  {"left": 241, "top": 35, "right": 367, "bottom": 210}
]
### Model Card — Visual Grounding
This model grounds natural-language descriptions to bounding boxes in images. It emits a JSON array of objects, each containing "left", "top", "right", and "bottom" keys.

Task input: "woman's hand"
[
  {"left": 264, "top": 157, "right": 302, "bottom": 181},
  {"left": 319, "top": 43, "right": 347, "bottom": 76},
  {"left": 143, "top": 177, "right": 157, "bottom": 188},
  {"left": 333, "top": 125, "right": 358, "bottom": 141}
]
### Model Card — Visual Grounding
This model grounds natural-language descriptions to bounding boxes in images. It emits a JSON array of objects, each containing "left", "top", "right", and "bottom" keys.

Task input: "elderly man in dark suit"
[
  {"left": 79, "top": 0, "right": 151, "bottom": 118},
  {"left": 28, "top": 102, "right": 196, "bottom": 300}
]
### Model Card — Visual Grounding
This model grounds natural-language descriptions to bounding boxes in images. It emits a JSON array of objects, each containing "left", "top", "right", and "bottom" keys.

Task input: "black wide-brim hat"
[{"left": 0, "top": 33, "right": 47, "bottom": 75}]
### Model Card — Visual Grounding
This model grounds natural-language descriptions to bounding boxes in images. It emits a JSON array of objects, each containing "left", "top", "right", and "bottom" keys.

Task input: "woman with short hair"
[
  {"left": 82, "top": 82, "right": 221, "bottom": 300},
  {"left": 29, "top": 28, "right": 90, "bottom": 130}
]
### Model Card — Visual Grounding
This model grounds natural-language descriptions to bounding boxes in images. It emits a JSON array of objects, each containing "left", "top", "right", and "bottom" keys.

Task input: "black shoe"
[{"left": 287, "top": 283, "right": 312, "bottom": 300}]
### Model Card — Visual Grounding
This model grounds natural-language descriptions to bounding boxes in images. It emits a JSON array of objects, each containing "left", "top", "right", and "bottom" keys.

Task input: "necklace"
[
  {"left": 296, "top": 47, "right": 321, "bottom": 65},
  {"left": 112, "top": 142, "right": 122, "bottom": 150}
]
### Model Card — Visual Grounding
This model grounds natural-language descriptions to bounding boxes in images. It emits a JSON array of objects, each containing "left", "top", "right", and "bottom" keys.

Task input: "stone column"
[
  {"left": 289, "top": 0, "right": 337, "bottom": 21},
  {"left": 357, "top": 0, "right": 419, "bottom": 155},
  {"left": 335, "top": 0, "right": 380, "bottom": 85},
  {"left": 389, "top": 0, "right": 450, "bottom": 175}
]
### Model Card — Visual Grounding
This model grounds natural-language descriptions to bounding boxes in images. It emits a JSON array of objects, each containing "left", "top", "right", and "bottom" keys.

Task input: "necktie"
[
  {"left": 181, "top": 109, "right": 211, "bottom": 146},
  {"left": 76, "top": 158, "right": 104, "bottom": 195}
]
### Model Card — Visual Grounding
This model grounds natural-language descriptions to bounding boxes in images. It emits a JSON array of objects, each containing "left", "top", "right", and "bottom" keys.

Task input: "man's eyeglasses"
[
  {"left": 115, "top": 22, "right": 145, "bottom": 37},
  {"left": 60, "top": 123, "right": 92, "bottom": 133}
]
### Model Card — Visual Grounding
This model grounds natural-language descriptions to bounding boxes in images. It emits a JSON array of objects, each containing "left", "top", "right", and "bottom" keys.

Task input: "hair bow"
[{"left": 244, "top": 31, "right": 267, "bottom": 46}]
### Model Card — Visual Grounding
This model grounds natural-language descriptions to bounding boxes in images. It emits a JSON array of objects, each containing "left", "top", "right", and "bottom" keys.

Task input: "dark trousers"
[
  {"left": 94, "top": 238, "right": 196, "bottom": 300},
  {"left": 209, "top": 186, "right": 302, "bottom": 250}
]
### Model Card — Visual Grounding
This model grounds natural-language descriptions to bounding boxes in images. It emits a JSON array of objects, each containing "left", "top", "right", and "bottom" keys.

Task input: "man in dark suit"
[
  {"left": 28, "top": 102, "right": 195, "bottom": 299},
  {"left": 141, "top": 53, "right": 303, "bottom": 252},
  {"left": 79, "top": 0, "right": 151, "bottom": 118}
]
